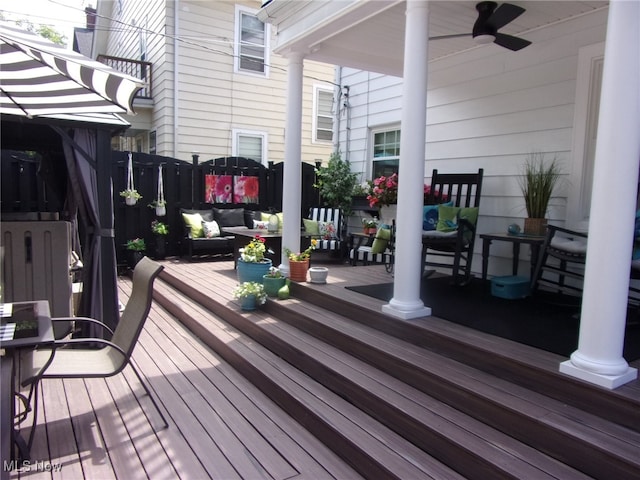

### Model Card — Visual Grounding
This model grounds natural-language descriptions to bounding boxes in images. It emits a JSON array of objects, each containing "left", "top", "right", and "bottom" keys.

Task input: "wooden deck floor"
[{"left": 10, "top": 257, "right": 640, "bottom": 479}]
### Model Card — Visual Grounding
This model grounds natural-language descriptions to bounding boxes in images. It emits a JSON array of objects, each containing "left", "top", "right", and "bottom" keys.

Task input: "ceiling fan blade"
[
  {"left": 429, "top": 33, "right": 472, "bottom": 41},
  {"left": 493, "top": 33, "right": 531, "bottom": 51},
  {"left": 486, "top": 3, "right": 526, "bottom": 30}
]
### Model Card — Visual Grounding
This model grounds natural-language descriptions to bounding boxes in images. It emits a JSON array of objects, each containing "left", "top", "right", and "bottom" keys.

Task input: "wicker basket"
[
  {"left": 288, "top": 259, "right": 309, "bottom": 282},
  {"left": 523, "top": 217, "right": 547, "bottom": 236}
]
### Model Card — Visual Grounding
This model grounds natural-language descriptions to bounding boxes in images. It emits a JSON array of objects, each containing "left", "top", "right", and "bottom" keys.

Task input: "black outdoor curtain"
[{"left": 62, "top": 128, "right": 119, "bottom": 335}]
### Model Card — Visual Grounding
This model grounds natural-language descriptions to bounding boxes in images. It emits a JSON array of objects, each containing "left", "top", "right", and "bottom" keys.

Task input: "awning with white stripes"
[{"left": 0, "top": 21, "right": 144, "bottom": 119}]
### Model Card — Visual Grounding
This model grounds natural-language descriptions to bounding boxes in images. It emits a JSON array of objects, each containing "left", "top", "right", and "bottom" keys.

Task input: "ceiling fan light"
[{"left": 474, "top": 34, "right": 495, "bottom": 45}]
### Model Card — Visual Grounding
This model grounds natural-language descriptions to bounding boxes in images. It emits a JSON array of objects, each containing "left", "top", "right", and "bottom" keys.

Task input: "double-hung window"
[
  {"left": 235, "top": 6, "right": 269, "bottom": 76},
  {"left": 372, "top": 128, "right": 401, "bottom": 178},
  {"left": 313, "top": 86, "right": 334, "bottom": 143},
  {"left": 232, "top": 129, "right": 267, "bottom": 165}
]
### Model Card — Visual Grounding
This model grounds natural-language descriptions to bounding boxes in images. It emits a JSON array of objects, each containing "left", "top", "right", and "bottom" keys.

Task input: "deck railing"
[{"left": 97, "top": 54, "right": 153, "bottom": 99}]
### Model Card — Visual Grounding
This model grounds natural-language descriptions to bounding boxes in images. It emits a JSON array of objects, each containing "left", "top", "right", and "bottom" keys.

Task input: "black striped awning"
[{"left": 0, "top": 21, "right": 144, "bottom": 119}]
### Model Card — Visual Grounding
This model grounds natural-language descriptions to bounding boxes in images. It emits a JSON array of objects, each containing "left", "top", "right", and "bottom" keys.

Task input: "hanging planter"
[
  {"left": 148, "top": 165, "right": 166, "bottom": 216},
  {"left": 120, "top": 152, "right": 141, "bottom": 206}
]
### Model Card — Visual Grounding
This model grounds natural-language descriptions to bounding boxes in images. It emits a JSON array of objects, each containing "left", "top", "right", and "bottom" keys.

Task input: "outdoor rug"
[{"left": 346, "top": 277, "right": 640, "bottom": 361}]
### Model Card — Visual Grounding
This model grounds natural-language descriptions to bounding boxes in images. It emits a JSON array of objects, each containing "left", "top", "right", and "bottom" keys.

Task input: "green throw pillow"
[
  {"left": 182, "top": 212, "right": 205, "bottom": 238},
  {"left": 371, "top": 227, "right": 391, "bottom": 254},
  {"left": 459, "top": 207, "right": 479, "bottom": 242},
  {"left": 303, "top": 218, "right": 320, "bottom": 235},
  {"left": 436, "top": 205, "right": 460, "bottom": 232}
]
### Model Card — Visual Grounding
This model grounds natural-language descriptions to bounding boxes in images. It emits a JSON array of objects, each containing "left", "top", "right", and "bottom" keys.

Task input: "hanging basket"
[
  {"left": 288, "top": 259, "right": 310, "bottom": 282},
  {"left": 125, "top": 196, "right": 138, "bottom": 206},
  {"left": 154, "top": 165, "right": 166, "bottom": 216},
  {"left": 155, "top": 206, "right": 166, "bottom": 217},
  {"left": 124, "top": 152, "right": 138, "bottom": 206}
]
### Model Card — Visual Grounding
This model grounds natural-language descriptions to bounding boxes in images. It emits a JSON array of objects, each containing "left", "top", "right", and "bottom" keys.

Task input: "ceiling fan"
[{"left": 430, "top": 1, "right": 532, "bottom": 51}]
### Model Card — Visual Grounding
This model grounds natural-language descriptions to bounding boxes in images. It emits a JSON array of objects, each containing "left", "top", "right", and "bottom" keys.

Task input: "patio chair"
[
  {"left": 19, "top": 257, "right": 167, "bottom": 450},
  {"left": 307, "top": 207, "right": 346, "bottom": 260},
  {"left": 421, "top": 169, "right": 483, "bottom": 286},
  {"left": 531, "top": 225, "right": 640, "bottom": 304}
]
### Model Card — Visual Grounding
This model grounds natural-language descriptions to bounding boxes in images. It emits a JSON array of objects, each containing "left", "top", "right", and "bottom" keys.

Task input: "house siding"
[
  {"left": 97, "top": 0, "right": 334, "bottom": 165},
  {"left": 337, "top": 8, "right": 608, "bottom": 277}
]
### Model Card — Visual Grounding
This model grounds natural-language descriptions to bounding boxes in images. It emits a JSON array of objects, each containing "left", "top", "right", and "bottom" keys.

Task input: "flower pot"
[
  {"left": 240, "top": 294, "right": 257, "bottom": 311},
  {"left": 379, "top": 204, "right": 397, "bottom": 228},
  {"left": 155, "top": 206, "right": 166, "bottom": 216},
  {"left": 263, "top": 275, "right": 286, "bottom": 297},
  {"left": 126, "top": 250, "right": 144, "bottom": 269},
  {"left": 308, "top": 266, "right": 328, "bottom": 284},
  {"left": 237, "top": 259, "right": 272, "bottom": 283},
  {"left": 523, "top": 217, "right": 547, "bottom": 236},
  {"left": 125, "top": 196, "right": 137, "bottom": 206},
  {"left": 288, "top": 259, "right": 309, "bottom": 282},
  {"left": 153, "top": 235, "right": 166, "bottom": 260}
]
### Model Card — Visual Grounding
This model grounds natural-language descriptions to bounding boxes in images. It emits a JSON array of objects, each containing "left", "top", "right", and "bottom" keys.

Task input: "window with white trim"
[
  {"left": 313, "top": 86, "right": 334, "bottom": 143},
  {"left": 234, "top": 5, "right": 269, "bottom": 76},
  {"left": 232, "top": 129, "right": 267, "bottom": 165},
  {"left": 371, "top": 128, "right": 401, "bottom": 178}
]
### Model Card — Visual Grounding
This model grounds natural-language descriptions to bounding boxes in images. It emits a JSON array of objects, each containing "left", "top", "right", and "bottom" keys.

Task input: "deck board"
[{"left": 9, "top": 257, "right": 639, "bottom": 479}]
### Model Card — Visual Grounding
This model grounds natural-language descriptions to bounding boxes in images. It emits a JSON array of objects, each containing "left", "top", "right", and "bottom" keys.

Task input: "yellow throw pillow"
[
  {"left": 303, "top": 218, "right": 320, "bottom": 235},
  {"left": 371, "top": 227, "right": 391, "bottom": 254},
  {"left": 182, "top": 212, "right": 204, "bottom": 238}
]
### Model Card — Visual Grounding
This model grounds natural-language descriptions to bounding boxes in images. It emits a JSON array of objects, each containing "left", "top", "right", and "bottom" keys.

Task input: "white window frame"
[
  {"left": 566, "top": 42, "right": 605, "bottom": 231},
  {"left": 370, "top": 126, "right": 401, "bottom": 179},
  {"left": 234, "top": 4, "right": 270, "bottom": 77},
  {"left": 313, "top": 84, "right": 334, "bottom": 144},
  {"left": 232, "top": 128, "right": 268, "bottom": 165}
]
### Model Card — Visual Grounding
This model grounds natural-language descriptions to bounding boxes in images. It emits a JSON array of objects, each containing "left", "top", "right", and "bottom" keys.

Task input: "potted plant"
[
  {"left": 367, "top": 172, "right": 398, "bottom": 226},
  {"left": 125, "top": 237, "right": 146, "bottom": 268},
  {"left": 314, "top": 152, "right": 358, "bottom": 215},
  {"left": 233, "top": 281, "right": 267, "bottom": 311},
  {"left": 120, "top": 189, "right": 142, "bottom": 206},
  {"left": 284, "top": 239, "right": 318, "bottom": 282},
  {"left": 263, "top": 266, "right": 286, "bottom": 297},
  {"left": 237, "top": 235, "right": 273, "bottom": 283},
  {"left": 362, "top": 217, "right": 379, "bottom": 235},
  {"left": 148, "top": 199, "right": 167, "bottom": 217},
  {"left": 518, "top": 152, "right": 561, "bottom": 236},
  {"left": 151, "top": 220, "right": 168, "bottom": 260}
]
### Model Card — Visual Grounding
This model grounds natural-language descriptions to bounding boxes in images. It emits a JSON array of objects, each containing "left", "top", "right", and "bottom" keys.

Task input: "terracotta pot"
[
  {"left": 288, "top": 259, "right": 309, "bottom": 282},
  {"left": 523, "top": 218, "right": 547, "bottom": 236}
]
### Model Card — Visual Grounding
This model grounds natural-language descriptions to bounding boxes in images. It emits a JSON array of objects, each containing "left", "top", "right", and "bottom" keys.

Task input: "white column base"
[
  {"left": 382, "top": 300, "right": 431, "bottom": 320},
  {"left": 559, "top": 360, "right": 638, "bottom": 389}
]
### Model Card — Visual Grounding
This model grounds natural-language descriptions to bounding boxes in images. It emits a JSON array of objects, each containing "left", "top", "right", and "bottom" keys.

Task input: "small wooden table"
[{"left": 479, "top": 232, "right": 545, "bottom": 281}]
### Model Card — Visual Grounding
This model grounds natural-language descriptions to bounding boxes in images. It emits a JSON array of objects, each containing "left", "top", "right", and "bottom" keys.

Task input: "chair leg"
[{"left": 129, "top": 361, "right": 168, "bottom": 429}]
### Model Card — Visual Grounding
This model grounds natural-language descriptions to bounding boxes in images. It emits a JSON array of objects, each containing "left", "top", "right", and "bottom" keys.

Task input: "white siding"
[
  {"left": 337, "top": 8, "right": 609, "bottom": 277},
  {"left": 98, "top": 0, "right": 334, "bottom": 165}
]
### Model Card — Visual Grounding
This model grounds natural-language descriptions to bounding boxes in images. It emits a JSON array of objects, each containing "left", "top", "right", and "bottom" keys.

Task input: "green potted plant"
[
  {"left": 263, "top": 266, "right": 286, "bottom": 297},
  {"left": 125, "top": 237, "right": 146, "bottom": 268},
  {"left": 148, "top": 199, "right": 166, "bottom": 217},
  {"left": 518, "top": 152, "right": 561, "bottom": 236},
  {"left": 120, "top": 189, "right": 142, "bottom": 206},
  {"left": 151, "top": 220, "right": 168, "bottom": 260},
  {"left": 314, "top": 152, "right": 358, "bottom": 215},
  {"left": 232, "top": 281, "right": 267, "bottom": 311},
  {"left": 237, "top": 235, "right": 273, "bottom": 283}
]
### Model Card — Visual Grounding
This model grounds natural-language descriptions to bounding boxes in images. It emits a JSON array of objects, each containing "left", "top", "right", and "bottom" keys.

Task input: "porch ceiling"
[{"left": 259, "top": 1, "right": 608, "bottom": 76}]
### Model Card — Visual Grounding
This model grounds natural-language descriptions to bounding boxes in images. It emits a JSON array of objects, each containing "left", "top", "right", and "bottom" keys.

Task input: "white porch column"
[
  {"left": 560, "top": 0, "right": 640, "bottom": 389},
  {"left": 279, "top": 51, "right": 305, "bottom": 277},
  {"left": 382, "top": 0, "right": 431, "bottom": 320}
]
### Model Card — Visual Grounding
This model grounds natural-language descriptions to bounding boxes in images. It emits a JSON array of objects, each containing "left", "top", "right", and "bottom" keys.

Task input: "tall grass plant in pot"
[{"left": 518, "top": 153, "right": 561, "bottom": 236}]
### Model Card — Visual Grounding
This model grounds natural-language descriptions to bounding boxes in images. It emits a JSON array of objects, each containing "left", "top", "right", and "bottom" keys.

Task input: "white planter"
[
  {"left": 125, "top": 196, "right": 137, "bottom": 206},
  {"left": 308, "top": 266, "right": 329, "bottom": 284},
  {"left": 379, "top": 204, "right": 397, "bottom": 227},
  {"left": 155, "top": 206, "right": 166, "bottom": 216}
]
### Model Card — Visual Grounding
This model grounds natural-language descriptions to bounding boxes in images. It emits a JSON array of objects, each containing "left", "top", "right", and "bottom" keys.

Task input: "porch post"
[
  {"left": 560, "top": 0, "right": 640, "bottom": 389},
  {"left": 279, "top": 51, "right": 305, "bottom": 276},
  {"left": 382, "top": 0, "right": 431, "bottom": 320}
]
